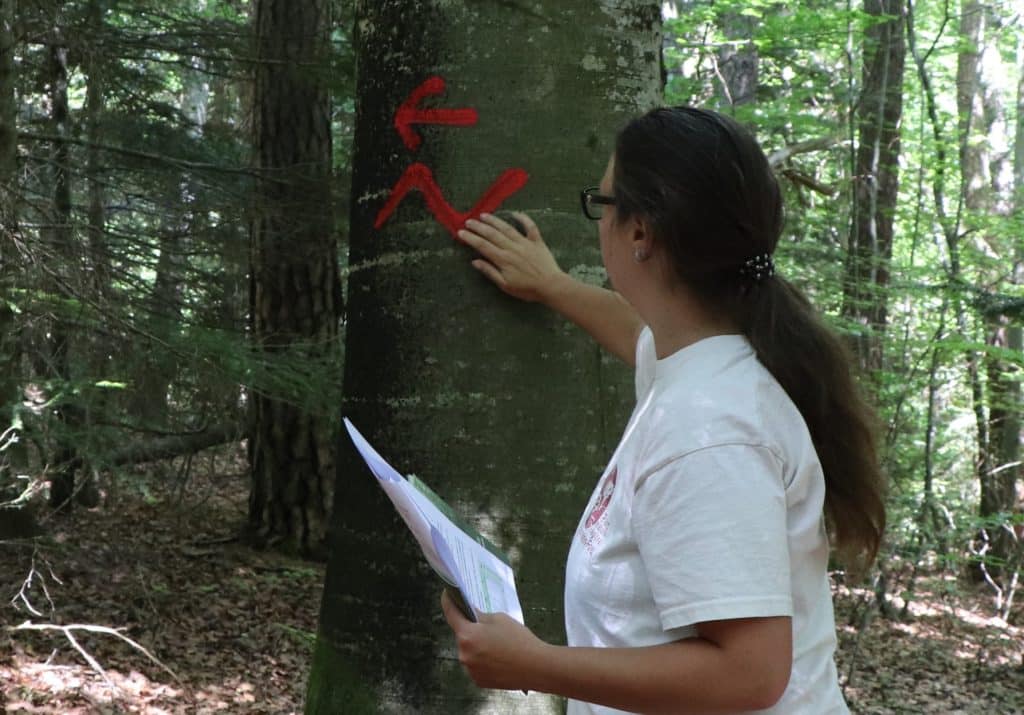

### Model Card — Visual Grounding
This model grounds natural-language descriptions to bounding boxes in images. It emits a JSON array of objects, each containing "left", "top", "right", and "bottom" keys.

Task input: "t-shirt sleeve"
[
  {"left": 634, "top": 326, "right": 656, "bottom": 400},
  {"left": 632, "top": 443, "right": 793, "bottom": 631}
]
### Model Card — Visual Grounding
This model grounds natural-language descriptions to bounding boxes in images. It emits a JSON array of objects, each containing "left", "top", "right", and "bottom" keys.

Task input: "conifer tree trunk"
[
  {"left": 84, "top": 0, "right": 109, "bottom": 299},
  {"left": 307, "top": 2, "right": 661, "bottom": 712},
  {"left": 45, "top": 21, "right": 79, "bottom": 508},
  {"left": 0, "top": 0, "right": 19, "bottom": 431},
  {"left": 129, "top": 37, "right": 210, "bottom": 427},
  {"left": 842, "top": 0, "right": 905, "bottom": 372},
  {"left": 0, "top": 0, "right": 13, "bottom": 189},
  {"left": 247, "top": 0, "right": 340, "bottom": 555}
]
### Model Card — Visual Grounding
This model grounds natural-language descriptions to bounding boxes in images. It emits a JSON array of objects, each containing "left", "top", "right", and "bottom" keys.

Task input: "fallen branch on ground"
[{"left": 9, "top": 620, "right": 182, "bottom": 690}]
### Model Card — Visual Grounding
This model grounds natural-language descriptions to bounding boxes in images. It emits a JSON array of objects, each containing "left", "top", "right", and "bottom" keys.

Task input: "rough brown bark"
[{"left": 247, "top": 0, "right": 340, "bottom": 556}]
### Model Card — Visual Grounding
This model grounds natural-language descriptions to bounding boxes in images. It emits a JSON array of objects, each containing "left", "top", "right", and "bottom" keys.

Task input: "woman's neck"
[{"left": 641, "top": 287, "right": 739, "bottom": 360}]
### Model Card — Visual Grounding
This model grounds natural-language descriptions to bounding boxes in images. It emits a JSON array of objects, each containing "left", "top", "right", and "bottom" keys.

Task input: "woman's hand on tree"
[{"left": 457, "top": 211, "right": 567, "bottom": 304}]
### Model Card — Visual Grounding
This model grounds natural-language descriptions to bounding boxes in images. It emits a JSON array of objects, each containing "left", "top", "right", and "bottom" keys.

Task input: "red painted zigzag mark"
[
  {"left": 395, "top": 76, "right": 479, "bottom": 151},
  {"left": 373, "top": 163, "right": 529, "bottom": 238}
]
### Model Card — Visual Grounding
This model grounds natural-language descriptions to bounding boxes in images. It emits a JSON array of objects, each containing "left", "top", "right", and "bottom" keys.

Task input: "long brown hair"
[{"left": 612, "top": 106, "right": 886, "bottom": 572}]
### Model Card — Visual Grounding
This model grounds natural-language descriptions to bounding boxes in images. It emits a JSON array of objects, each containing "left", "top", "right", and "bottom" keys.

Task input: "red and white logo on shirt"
[{"left": 580, "top": 466, "right": 617, "bottom": 554}]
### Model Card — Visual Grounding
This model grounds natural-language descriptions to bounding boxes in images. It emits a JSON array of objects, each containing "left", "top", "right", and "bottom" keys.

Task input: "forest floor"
[{"left": 1, "top": 448, "right": 1022, "bottom": 714}]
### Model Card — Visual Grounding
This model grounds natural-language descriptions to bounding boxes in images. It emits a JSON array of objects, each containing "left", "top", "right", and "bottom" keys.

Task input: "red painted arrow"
[
  {"left": 395, "top": 76, "right": 479, "bottom": 151},
  {"left": 374, "top": 162, "right": 529, "bottom": 238}
]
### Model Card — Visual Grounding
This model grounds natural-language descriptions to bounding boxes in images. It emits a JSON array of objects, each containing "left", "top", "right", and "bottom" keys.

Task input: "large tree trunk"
[
  {"left": 247, "top": 0, "right": 340, "bottom": 556},
  {"left": 842, "top": 0, "right": 905, "bottom": 373},
  {"left": 307, "top": 2, "right": 661, "bottom": 712}
]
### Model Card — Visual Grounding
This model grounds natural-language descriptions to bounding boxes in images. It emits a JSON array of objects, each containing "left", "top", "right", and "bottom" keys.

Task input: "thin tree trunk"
[
  {"left": 0, "top": 0, "right": 20, "bottom": 441},
  {"left": 129, "top": 226, "right": 185, "bottom": 426},
  {"left": 129, "top": 26, "right": 210, "bottom": 427},
  {"left": 842, "top": 0, "right": 905, "bottom": 373},
  {"left": 0, "top": 0, "right": 13, "bottom": 188},
  {"left": 977, "top": 20, "right": 1024, "bottom": 586},
  {"left": 46, "top": 21, "right": 78, "bottom": 508},
  {"left": 715, "top": 11, "right": 758, "bottom": 109},
  {"left": 84, "top": 0, "right": 109, "bottom": 299},
  {"left": 247, "top": 0, "right": 340, "bottom": 557},
  {"left": 307, "top": 2, "right": 661, "bottom": 712},
  {"left": 954, "top": 0, "right": 1019, "bottom": 582}
]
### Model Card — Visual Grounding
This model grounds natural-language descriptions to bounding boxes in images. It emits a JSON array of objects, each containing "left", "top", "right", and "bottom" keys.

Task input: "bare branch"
[
  {"left": 10, "top": 621, "right": 182, "bottom": 684},
  {"left": 10, "top": 549, "right": 55, "bottom": 618},
  {"left": 766, "top": 135, "right": 841, "bottom": 167},
  {"left": 781, "top": 168, "right": 838, "bottom": 196},
  {"left": 16, "top": 132, "right": 272, "bottom": 181}
]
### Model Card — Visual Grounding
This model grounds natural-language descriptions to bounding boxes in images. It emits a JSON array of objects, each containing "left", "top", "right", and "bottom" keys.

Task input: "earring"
[{"left": 633, "top": 247, "right": 648, "bottom": 263}]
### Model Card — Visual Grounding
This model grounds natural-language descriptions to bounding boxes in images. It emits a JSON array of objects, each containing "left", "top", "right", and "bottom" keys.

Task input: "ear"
[{"left": 631, "top": 216, "right": 655, "bottom": 260}]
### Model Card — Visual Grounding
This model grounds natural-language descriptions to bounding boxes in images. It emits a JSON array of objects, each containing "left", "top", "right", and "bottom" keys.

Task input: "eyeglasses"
[{"left": 580, "top": 186, "right": 615, "bottom": 220}]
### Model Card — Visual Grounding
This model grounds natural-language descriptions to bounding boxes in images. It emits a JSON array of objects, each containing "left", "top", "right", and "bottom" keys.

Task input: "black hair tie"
[{"left": 739, "top": 253, "right": 775, "bottom": 282}]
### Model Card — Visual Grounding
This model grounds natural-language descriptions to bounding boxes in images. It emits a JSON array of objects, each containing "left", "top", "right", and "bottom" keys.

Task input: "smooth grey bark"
[
  {"left": 964, "top": 3, "right": 1022, "bottom": 585},
  {"left": 308, "top": 2, "right": 661, "bottom": 713},
  {"left": 715, "top": 12, "right": 757, "bottom": 109},
  {"left": 1004, "top": 39, "right": 1024, "bottom": 585}
]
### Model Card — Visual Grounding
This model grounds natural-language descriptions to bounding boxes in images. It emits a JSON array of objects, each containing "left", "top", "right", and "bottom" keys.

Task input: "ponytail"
[
  {"left": 742, "top": 277, "right": 887, "bottom": 574},
  {"left": 612, "top": 105, "right": 887, "bottom": 574}
]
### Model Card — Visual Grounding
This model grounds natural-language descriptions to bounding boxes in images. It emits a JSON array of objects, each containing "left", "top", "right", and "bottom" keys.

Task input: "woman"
[{"left": 442, "top": 106, "right": 886, "bottom": 714}]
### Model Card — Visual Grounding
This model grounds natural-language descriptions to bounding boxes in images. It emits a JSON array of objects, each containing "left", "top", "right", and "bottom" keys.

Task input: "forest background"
[{"left": 0, "top": 0, "right": 1022, "bottom": 713}]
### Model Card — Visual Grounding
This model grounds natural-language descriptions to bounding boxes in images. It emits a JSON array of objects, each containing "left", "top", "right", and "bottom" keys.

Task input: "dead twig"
[
  {"left": 9, "top": 621, "right": 182, "bottom": 686},
  {"left": 11, "top": 548, "right": 58, "bottom": 617}
]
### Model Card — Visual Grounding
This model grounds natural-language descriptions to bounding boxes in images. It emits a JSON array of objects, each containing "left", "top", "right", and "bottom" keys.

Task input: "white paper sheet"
[{"left": 344, "top": 418, "right": 524, "bottom": 624}]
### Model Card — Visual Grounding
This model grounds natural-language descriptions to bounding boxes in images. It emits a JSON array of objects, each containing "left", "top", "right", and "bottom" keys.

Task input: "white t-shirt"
[{"left": 564, "top": 328, "right": 849, "bottom": 714}]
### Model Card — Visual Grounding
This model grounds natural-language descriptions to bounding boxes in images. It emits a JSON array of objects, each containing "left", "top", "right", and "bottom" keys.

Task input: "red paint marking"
[
  {"left": 394, "top": 76, "right": 478, "bottom": 151},
  {"left": 374, "top": 163, "right": 529, "bottom": 237}
]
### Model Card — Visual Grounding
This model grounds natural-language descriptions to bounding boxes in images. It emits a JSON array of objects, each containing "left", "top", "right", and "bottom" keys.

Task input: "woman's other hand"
[
  {"left": 457, "top": 211, "right": 566, "bottom": 304},
  {"left": 440, "top": 589, "right": 546, "bottom": 692}
]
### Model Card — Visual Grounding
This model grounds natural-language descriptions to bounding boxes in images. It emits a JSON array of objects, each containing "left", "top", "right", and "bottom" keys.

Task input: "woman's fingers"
[
  {"left": 458, "top": 210, "right": 559, "bottom": 303},
  {"left": 471, "top": 260, "right": 509, "bottom": 290},
  {"left": 475, "top": 212, "right": 525, "bottom": 241},
  {"left": 441, "top": 590, "right": 469, "bottom": 631},
  {"left": 457, "top": 228, "right": 505, "bottom": 263},
  {"left": 510, "top": 211, "right": 540, "bottom": 241},
  {"left": 464, "top": 215, "right": 516, "bottom": 249}
]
